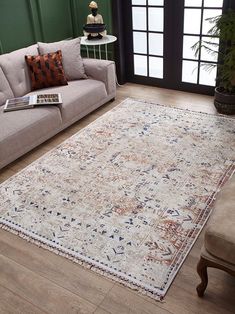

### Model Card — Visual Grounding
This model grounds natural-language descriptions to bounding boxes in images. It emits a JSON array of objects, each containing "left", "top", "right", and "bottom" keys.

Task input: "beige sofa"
[
  {"left": 0, "top": 44, "right": 116, "bottom": 170},
  {"left": 196, "top": 174, "right": 235, "bottom": 297}
]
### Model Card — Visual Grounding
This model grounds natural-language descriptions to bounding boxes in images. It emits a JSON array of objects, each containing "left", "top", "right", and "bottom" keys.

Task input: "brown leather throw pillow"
[{"left": 25, "top": 50, "right": 68, "bottom": 91}]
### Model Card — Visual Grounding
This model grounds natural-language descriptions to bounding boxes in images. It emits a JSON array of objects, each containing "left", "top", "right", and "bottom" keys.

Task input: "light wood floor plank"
[
  {"left": 0, "top": 229, "right": 114, "bottom": 306},
  {"left": 0, "top": 168, "right": 15, "bottom": 184},
  {"left": 0, "top": 284, "right": 46, "bottom": 314},
  {"left": 94, "top": 308, "right": 111, "bottom": 314},
  {"left": 0, "top": 254, "right": 97, "bottom": 314},
  {"left": 99, "top": 284, "right": 172, "bottom": 314},
  {"left": 168, "top": 253, "right": 235, "bottom": 314}
]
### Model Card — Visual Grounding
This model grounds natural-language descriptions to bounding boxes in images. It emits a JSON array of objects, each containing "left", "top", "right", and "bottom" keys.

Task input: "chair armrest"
[{"left": 83, "top": 58, "right": 116, "bottom": 96}]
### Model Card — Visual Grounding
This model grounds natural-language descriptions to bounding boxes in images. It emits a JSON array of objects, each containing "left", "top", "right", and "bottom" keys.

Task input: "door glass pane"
[
  {"left": 149, "top": 33, "right": 163, "bottom": 56},
  {"left": 199, "top": 63, "right": 217, "bottom": 86},
  {"left": 202, "top": 9, "right": 222, "bottom": 35},
  {"left": 132, "top": 7, "right": 147, "bottom": 30},
  {"left": 148, "top": 8, "right": 164, "bottom": 32},
  {"left": 200, "top": 37, "right": 219, "bottom": 62},
  {"left": 184, "top": 0, "right": 202, "bottom": 7},
  {"left": 149, "top": 57, "right": 163, "bottom": 78},
  {"left": 133, "top": 32, "right": 147, "bottom": 54},
  {"left": 182, "top": 1, "right": 222, "bottom": 87},
  {"left": 183, "top": 35, "right": 200, "bottom": 60},
  {"left": 184, "top": 9, "right": 201, "bottom": 34},
  {"left": 132, "top": 0, "right": 146, "bottom": 5},
  {"left": 182, "top": 60, "right": 198, "bottom": 83},
  {"left": 134, "top": 54, "right": 147, "bottom": 76},
  {"left": 148, "top": 0, "right": 164, "bottom": 5},
  {"left": 204, "top": 0, "right": 223, "bottom": 7}
]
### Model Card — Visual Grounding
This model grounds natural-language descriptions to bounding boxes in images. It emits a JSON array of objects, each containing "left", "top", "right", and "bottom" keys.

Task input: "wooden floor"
[{"left": 0, "top": 83, "right": 235, "bottom": 314}]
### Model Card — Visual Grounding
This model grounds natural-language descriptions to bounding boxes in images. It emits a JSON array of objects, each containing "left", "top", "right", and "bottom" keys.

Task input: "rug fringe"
[{"left": 0, "top": 222, "right": 163, "bottom": 302}]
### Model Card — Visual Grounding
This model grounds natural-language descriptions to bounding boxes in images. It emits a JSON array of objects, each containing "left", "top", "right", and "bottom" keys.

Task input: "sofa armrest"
[{"left": 83, "top": 58, "right": 116, "bottom": 96}]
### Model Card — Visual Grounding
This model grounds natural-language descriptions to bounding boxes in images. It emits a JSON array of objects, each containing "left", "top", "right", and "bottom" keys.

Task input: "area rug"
[{"left": 0, "top": 98, "right": 234, "bottom": 301}]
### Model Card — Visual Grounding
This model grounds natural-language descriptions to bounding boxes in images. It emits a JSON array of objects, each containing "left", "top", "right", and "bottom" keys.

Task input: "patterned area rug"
[{"left": 0, "top": 98, "right": 234, "bottom": 300}]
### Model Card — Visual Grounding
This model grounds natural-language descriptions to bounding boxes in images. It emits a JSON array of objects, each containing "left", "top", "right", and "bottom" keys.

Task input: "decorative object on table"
[
  {"left": 83, "top": 1, "right": 107, "bottom": 40},
  {"left": 0, "top": 98, "right": 234, "bottom": 301},
  {"left": 192, "top": 9, "right": 235, "bottom": 115}
]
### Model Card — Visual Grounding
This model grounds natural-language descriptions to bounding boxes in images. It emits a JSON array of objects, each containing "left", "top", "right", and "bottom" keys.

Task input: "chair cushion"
[
  {"left": 25, "top": 50, "right": 68, "bottom": 91},
  {"left": 38, "top": 38, "right": 87, "bottom": 81},
  {"left": 205, "top": 175, "right": 235, "bottom": 265},
  {"left": 0, "top": 44, "right": 38, "bottom": 97},
  {"left": 0, "top": 66, "right": 14, "bottom": 106},
  {"left": 0, "top": 105, "right": 62, "bottom": 169},
  {"left": 26, "top": 79, "right": 107, "bottom": 124}
]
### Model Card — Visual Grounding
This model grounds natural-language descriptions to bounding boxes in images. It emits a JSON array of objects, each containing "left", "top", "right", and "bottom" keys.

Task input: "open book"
[{"left": 4, "top": 93, "right": 62, "bottom": 112}]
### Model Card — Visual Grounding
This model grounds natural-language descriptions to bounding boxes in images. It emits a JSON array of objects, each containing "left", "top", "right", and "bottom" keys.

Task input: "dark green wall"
[{"left": 0, "top": 0, "right": 113, "bottom": 57}]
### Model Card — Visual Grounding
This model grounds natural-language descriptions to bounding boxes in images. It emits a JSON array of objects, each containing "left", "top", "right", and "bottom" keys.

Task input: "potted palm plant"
[{"left": 192, "top": 9, "right": 235, "bottom": 115}]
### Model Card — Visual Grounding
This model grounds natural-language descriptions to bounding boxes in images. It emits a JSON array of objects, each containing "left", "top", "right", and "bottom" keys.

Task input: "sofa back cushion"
[
  {"left": 0, "top": 44, "right": 38, "bottom": 97},
  {"left": 25, "top": 50, "right": 68, "bottom": 91},
  {"left": 0, "top": 66, "right": 14, "bottom": 106},
  {"left": 37, "top": 38, "right": 87, "bottom": 81}
]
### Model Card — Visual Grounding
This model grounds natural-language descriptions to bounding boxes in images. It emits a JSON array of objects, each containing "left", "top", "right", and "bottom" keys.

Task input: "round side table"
[{"left": 80, "top": 35, "right": 117, "bottom": 60}]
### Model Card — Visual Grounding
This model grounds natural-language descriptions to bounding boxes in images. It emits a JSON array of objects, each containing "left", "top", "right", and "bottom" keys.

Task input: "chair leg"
[{"left": 196, "top": 256, "right": 208, "bottom": 297}]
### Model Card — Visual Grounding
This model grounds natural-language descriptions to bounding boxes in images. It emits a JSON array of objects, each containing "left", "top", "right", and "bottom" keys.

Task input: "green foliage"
[{"left": 192, "top": 9, "right": 235, "bottom": 93}]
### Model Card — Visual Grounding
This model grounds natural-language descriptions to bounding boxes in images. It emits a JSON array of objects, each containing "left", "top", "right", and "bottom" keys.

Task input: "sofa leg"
[
  {"left": 110, "top": 97, "right": 115, "bottom": 102},
  {"left": 196, "top": 257, "right": 208, "bottom": 297}
]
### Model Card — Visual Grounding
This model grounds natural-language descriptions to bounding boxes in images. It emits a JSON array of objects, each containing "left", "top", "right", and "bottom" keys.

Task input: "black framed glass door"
[
  {"left": 182, "top": 0, "right": 223, "bottom": 87},
  {"left": 132, "top": 0, "right": 164, "bottom": 79},
  {"left": 118, "top": 0, "right": 232, "bottom": 95}
]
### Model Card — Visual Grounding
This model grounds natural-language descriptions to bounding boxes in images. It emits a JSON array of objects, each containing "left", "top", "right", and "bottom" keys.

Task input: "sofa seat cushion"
[
  {"left": 26, "top": 79, "right": 107, "bottom": 124},
  {"left": 0, "top": 106, "right": 62, "bottom": 168},
  {"left": 0, "top": 67, "right": 14, "bottom": 106},
  {"left": 205, "top": 175, "right": 235, "bottom": 265},
  {"left": 0, "top": 44, "right": 39, "bottom": 97}
]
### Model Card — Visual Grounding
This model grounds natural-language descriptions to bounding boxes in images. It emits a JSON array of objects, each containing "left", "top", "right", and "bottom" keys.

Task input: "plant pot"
[{"left": 214, "top": 87, "right": 235, "bottom": 115}]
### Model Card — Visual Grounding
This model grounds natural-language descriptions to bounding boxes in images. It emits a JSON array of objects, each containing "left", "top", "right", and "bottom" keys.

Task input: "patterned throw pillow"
[{"left": 25, "top": 50, "right": 68, "bottom": 91}]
